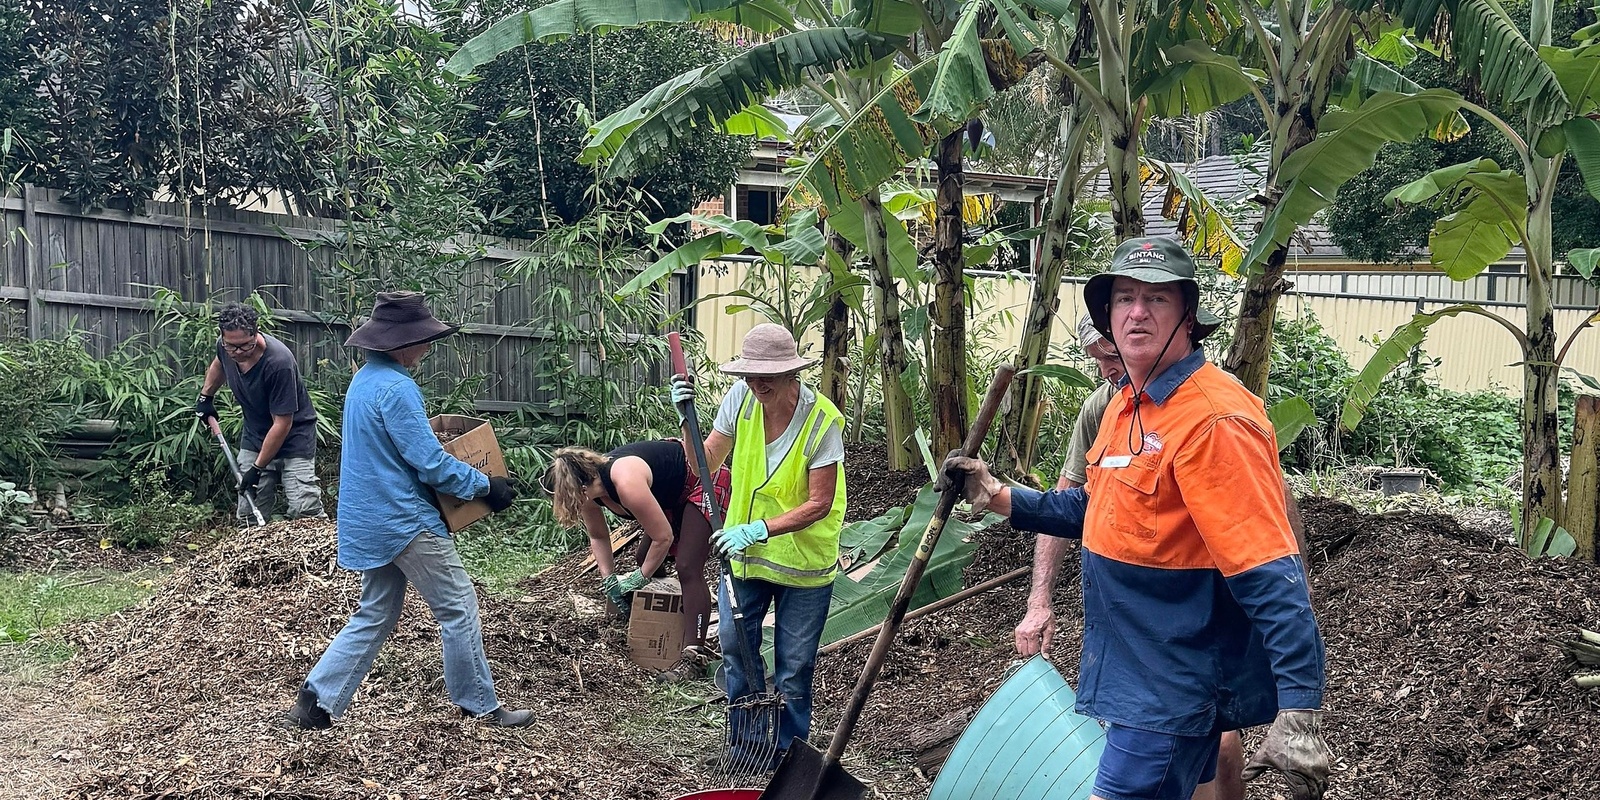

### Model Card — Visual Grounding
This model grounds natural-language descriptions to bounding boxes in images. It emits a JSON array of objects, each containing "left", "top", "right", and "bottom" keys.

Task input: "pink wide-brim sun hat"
[{"left": 719, "top": 323, "right": 817, "bottom": 376}]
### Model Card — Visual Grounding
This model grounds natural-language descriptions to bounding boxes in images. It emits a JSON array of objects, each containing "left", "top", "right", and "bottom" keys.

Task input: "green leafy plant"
[
  {"left": 102, "top": 469, "right": 213, "bottom": 549},
  {"left": 0, "top": 480, "right": 33, "bottom": 539}
]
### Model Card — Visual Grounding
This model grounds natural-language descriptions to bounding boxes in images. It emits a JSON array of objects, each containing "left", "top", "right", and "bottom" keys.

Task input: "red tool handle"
[{"left": 668, "top": 331, "right": 687, "bottom": 376}]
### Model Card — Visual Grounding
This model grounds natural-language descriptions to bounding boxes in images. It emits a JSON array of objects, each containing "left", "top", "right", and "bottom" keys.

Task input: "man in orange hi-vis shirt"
[{"left": 940, "top": 236, "right": 1330, "bottom": 800}]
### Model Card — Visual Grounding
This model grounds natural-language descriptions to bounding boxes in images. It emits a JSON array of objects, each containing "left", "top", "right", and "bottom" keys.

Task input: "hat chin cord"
[{"left": 1119, "top": 302, "right": 1191, "bottom": 456}]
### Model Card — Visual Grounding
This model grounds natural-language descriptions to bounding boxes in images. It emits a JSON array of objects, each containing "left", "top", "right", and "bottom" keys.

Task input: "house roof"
[{"left": 1110, "top": 154, "right": 1523, "bottom": 268}]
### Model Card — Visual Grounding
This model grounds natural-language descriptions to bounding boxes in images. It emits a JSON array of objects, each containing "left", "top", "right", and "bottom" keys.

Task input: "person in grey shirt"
[{"left": 196, "top": 302, "right": 325, "bottom": 521}]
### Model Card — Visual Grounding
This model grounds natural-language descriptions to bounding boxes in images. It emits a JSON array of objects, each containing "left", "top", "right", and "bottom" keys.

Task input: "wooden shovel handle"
[{"left": 823, "top": 363, "right": 1016, "bottom": 764}]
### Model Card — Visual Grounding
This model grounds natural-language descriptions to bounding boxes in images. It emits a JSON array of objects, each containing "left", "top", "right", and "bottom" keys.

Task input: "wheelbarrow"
[{"left": 759, "top": 364, "right": 1016, "bottom": 800}]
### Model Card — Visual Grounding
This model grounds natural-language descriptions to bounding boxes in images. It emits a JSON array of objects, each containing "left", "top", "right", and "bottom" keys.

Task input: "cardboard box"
[
  {"left": 428, "top": 414, "right": 507, "bottom": 533},
  {"left": 627, "top": 576, "right": 685, "bottom": 672}
]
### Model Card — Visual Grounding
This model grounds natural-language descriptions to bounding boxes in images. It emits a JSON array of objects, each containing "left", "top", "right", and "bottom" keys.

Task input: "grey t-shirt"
[
  {"left": 1060, "top": 381, "right": 1118, "bottom": 484},
  {"left": 218, "top": 333, "right": 318, "bottom": 459},
  {"left": 713, "top": 381, "right": 845, "bottom": 478}
]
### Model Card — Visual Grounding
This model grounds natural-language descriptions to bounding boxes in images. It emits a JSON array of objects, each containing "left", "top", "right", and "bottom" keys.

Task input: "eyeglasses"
[{"left": 222, "top": 338, "right": 258, "bottom": 355}]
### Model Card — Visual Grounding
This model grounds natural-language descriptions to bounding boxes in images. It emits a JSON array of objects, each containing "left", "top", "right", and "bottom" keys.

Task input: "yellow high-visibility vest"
[{"left": 725, "top": 390, "right": 846, "bottom": 588}]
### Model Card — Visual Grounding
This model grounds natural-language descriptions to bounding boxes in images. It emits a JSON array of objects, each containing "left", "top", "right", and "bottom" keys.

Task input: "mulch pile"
[
  {"left": 57, "top": 519, "right": 717, "bottom": 800},
  {"left": 29, "top": 447, "right": 1600, "bottom": 799}
]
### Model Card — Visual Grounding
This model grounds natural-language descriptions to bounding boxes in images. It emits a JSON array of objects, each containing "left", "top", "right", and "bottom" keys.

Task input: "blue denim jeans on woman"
[
  {"left": 305, "top": 531, "right": 500, "bottom": 717},
  {"left": 718, "top": 575, "right": 834, "bottom": 768}
]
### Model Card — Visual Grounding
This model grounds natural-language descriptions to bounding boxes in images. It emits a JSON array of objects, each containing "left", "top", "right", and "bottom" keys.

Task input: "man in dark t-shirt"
[{"left": 196, "top": 302, "right": 325, "bottom": 521}]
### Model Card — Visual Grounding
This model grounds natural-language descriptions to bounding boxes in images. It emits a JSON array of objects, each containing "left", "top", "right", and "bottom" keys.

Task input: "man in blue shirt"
[{"left": 282, "top": 292, "right": 529, "bottom": 730}]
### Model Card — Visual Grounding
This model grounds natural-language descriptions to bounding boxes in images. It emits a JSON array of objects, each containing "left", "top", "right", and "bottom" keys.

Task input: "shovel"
[
  {"left": 204, "top": 416, "right": 266, "bottom": 527},
  {"left": 760, "top": 363, "right": 1016, "bottom": 800},
  {"left": 668, "top": 332, "right": 785, "bottom": 780}
]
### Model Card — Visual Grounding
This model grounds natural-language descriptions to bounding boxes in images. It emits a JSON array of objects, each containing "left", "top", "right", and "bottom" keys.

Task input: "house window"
[{"left": 737, "top": 187, "right": 780, "bottom": 225}]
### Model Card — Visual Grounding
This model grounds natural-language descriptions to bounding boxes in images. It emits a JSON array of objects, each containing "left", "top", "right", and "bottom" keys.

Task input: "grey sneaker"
[{"left": 655, "top": 644, "right": 716, "bottom": 684}]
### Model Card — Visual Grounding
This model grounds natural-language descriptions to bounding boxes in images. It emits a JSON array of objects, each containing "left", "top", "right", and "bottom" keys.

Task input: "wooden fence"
[{"left": 0, "top": 186, "right": 684, "bottom": 414}]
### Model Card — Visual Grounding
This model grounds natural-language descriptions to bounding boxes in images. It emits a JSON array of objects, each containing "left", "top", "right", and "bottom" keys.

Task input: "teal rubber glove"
[
  {"left": 600, "top": 574, "right": 626, "bottom": 610},
  {"left": 615, "top": 569, "right": 648, "bottom": 593},
  {"left": 671, "top": 376, "right": 696, "bottom": 406},
  {"left": 713, "top": 520, "right": 769, "bottom": 557}
]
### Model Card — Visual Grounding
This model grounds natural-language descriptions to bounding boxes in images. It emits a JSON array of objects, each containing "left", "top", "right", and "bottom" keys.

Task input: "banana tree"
[
  {"left": 1245, "top": 0, "right": 1589, "bottom": 543},
  {"left": 450, "top": 0, "right": 939, "bottom": 468}
]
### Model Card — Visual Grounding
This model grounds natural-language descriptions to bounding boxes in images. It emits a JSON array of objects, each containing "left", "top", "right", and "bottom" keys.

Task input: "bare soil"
[{"left": 3, "top": 448, "right": 1598, "bottom": 799}]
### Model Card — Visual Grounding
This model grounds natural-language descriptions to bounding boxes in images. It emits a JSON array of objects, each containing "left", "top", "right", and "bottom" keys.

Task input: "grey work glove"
[
  {"left": 1242, "top": 709, "right": 1332, "bottom": 800},
  {"left": 934, "top": 450, "right": 1003, "bottom": 514},
  {"left": 670, "top": 375, "right": 696, "bottom": 418}
]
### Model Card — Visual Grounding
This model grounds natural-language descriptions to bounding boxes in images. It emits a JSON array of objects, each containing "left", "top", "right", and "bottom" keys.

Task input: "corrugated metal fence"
[
  {"left": 698, "top": 261, "right": 1600, "bottom": 395},
  {"left": 0, "top": 186, "right": 679, "bottom": 413}
]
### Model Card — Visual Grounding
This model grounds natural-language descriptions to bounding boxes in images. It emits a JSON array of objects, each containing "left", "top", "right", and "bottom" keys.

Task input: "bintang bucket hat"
[
  {"left": 720, "top": 323, "right": 817, "bottom": 376},
  {"left": 343, "top": 291, "right": 461, "bottom": 351},
  {"left": 1084, "top": 236, "right": 1222, "bottom": 346}
]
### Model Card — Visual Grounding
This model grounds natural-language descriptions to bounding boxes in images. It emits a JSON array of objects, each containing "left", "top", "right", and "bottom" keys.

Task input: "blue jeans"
[
  {"left": 718, "top": 575, "right": 833, "bottom": 764},
  {"left": 305, "top": 531, "right": 499, "bottom": 717}
]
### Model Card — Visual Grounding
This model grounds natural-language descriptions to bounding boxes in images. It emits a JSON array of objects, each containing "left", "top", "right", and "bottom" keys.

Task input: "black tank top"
[{"left": 595, "top": 440, "right": 688, "bottom": 519}]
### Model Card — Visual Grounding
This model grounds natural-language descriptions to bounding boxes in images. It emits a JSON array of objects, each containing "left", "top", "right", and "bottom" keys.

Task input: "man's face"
[
  {"left": 1086, "top": 339, "right": 1125, "bottom": 384},
  {"left": 1109, "top": 277, "right": 1192, "bottom": 373},
  {"left": 220, "top": 328, "right": 259, "bottom": 364}
]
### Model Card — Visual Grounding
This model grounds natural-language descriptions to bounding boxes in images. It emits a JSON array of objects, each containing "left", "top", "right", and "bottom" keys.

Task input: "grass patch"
[
  {"left": 0, "top": 568, "right": 163, "bottom": 679},
  {"left": 455, "top": 502, "right": 585, "bottom": 596},
  {"left": 0, "top": 569, "right": 162, "bottom": 642}
]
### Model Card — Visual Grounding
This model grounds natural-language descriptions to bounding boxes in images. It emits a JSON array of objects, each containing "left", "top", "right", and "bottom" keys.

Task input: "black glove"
[
  {"left": 485, "top": 476, "right": 517, "bottom": 512},
  {"left": 196, "top": 393, "right": 218, "bottom": 422},
  {"left": 239, "top": 464, "right": 264, "bottom": 494}
]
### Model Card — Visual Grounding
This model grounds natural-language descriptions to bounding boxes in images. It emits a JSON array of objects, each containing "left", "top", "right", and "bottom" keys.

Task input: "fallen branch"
[
  {"left": 1575, "top": 673, "right": 1600, "bottom": 689},
  {"left": 818, "top": 566, "right": 1030, "bottom": 656}
]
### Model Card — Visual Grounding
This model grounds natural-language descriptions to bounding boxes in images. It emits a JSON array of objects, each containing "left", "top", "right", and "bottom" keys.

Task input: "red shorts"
[{"left": 683, "top": 465, "right": 732, "bottom": 521}]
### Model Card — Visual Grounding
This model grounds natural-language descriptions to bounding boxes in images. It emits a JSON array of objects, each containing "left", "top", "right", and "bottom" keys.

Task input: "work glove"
[
  {"left": 670, "top": 375, "right": 696, "bottom": 408},
  {"left": 600, "top": 573, "right": 627, "bottom": 610},
  {"left": 1241, "top": 709, "right": 1332, "bottom": 800},
  {"left": 484, "top": 476, "right": 517, "bottom": 512},
  {"left": 239, "top": 464, "right": 264, "bottom": 494},
  {"left": 712, "top": 520, "right": 768, "bottom": 556},
  {"left": 196, "top": 393, "right": 218, "bottom": 423},
  {"left": 935, "top": 450, "right": 1004, "bottom": 514},
  {"left": 614, "top": 569, "right": 648, "bottom": 593}
]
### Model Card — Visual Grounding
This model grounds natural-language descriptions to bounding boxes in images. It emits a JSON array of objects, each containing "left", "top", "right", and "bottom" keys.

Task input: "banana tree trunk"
[
  {"left": 820, "top": 231, "right": 853, "bottom": 409},
  {"left": 1224, "top": 93, "right": 1322, "bottom": 397},
  {"left": 997, "top": 98, "right": 1093, "bottom": 474},
  {"left": 932, "top": 130, "right": 970, "bottom": 458},
  {"left": 1523, "top": 170, "right": 1563, "bottom": 540},
  {"left": 860, "top": 190, "right": 917, "bottom": 470}
]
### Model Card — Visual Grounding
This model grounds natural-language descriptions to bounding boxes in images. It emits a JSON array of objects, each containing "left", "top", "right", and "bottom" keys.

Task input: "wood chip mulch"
[{"left": 19, "top": 448, "right": 1600, "bottom": 799}]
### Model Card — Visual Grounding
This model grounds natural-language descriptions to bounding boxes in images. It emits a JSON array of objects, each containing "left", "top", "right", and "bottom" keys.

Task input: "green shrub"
[
  {"left": 103, "top": 470, "right": 213, "bottom": 549},
  {"left": 1269, "top": 314, "right": 1523, "bottom": 489}
]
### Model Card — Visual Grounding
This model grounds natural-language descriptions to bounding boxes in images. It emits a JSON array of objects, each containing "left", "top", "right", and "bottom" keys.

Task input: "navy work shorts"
[{"left": 1092, "top": 724, "right": 1220, "bottom": 800}]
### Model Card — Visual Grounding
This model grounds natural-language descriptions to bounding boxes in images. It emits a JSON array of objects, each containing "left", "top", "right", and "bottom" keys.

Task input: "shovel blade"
[{"left": 759, "top": 740, "right": 867, "bottom": 800}]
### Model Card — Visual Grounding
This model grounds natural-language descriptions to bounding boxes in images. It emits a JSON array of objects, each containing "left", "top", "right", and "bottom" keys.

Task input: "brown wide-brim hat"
[
  {"left": 1085, "top": 235, "right": 1222, "bottom": 346},
  {"left": 343, "top": 291, "right": 461, "bottom": 351},
  {"left": 720, "top": 322, "right": 817, "bottom": 376}
]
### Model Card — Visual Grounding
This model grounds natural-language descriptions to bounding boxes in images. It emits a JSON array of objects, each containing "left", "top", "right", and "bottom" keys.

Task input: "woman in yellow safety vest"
[{"left": 672, "top": 323, "right": 847, "bottom": 772}]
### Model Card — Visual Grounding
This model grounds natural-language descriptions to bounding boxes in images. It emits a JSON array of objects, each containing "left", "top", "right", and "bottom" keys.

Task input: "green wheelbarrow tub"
[{"left": 927, "top": 655, "right": 1105, "bottom": 800}]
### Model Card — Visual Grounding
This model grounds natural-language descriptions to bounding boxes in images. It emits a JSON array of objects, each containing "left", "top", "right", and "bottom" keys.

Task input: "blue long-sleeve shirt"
[
  {"left": 1011, "top": 351, "right": 1325, "bottom": 735},
  {"left": 335, "top": 353, "right": 488, "bottom": 570}
]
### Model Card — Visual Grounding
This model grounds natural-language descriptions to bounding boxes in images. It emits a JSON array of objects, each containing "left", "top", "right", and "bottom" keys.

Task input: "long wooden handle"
[{"left": 823, "top": 364, "right": 1016, "bottom": 763}]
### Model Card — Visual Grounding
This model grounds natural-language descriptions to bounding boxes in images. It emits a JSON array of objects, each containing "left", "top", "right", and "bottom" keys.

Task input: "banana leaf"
[
  {"left": 1341, "top": 304, "right": 1479, "bottom": 432},
  {"left": 1267, "top": 395, "right": 1316, "bottom": 452},
  {"left": 754, "top": 485, "right": 998, "bottom": 666}
]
